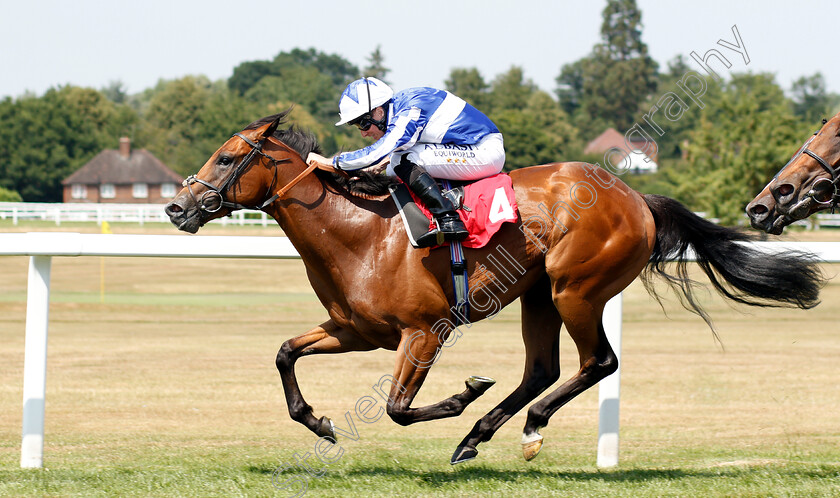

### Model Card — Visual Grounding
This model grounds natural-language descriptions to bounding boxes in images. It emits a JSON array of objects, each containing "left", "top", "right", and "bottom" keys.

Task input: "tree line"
[{"left": 0, "top": 0, "right": 837, "bottom": 224}]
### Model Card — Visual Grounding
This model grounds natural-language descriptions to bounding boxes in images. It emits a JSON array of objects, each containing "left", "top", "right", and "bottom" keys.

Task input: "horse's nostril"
[
  {"left": 777, "top": 184, "right": 794, "bottom": 197},
  {"left": 164, "top": 202, "right": 183, "bottom": 216},
  {"left": 749, "top": 204, "right": 768, "bottom": 216}
]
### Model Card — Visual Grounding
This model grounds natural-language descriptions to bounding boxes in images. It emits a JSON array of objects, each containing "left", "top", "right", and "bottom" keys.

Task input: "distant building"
[
  {"left": 584, "top": 128, "right": 658, "bottom": 174},
  {"left": 61, "top": 138, "right": 183, "bottom": 203}
]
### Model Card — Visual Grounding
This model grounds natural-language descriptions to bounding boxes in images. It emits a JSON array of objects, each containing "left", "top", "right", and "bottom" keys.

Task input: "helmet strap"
[
  {"left": 364, "top": 77, "right": 372, "bottom": 113},
  {"left": 360, "top": 77, "right": 389, "bottom": 132}
]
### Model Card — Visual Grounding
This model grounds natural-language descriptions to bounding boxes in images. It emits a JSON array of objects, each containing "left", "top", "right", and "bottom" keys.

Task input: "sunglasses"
[{"left": 350, "top": 113, "right": 376, "bottom": 131}]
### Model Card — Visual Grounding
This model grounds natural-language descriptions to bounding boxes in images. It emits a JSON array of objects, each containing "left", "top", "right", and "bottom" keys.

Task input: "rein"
[
  {"left": 183, "top": 133, "right": 316, "bottom": 214},
  {"left": 801, "top": 145, "right": 840, "bottom": 212},
  {"left": 776, "top": 124, "right": 840, "bottom": 213}
]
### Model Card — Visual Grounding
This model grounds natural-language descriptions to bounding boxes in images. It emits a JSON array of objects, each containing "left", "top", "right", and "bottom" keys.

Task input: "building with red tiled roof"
[
  {"left": 61, "top": 138, "right": 183, "bottom": 203},
  {"left": 584, "top": 128, "right": 658, "bottom": 173}
]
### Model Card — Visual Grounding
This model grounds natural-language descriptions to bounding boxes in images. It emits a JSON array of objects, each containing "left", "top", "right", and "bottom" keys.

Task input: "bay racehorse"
[
  {"left": 165, "top": 110, "right": 823, "bottom": 464},
  {"left": 747, "top": 111, "right": 840, "bottom": 233}
]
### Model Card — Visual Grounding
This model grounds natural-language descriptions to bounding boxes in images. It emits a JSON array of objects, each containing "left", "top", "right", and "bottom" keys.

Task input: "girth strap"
[
  {"left": 442, "top": 179, "right": 470, "bottom": 326},
  {"left": 450, "top": 239, "right": 470, "bottom": 326}
]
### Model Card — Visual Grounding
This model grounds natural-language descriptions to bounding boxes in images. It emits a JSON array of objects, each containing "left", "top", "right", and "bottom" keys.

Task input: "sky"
[{"left": 1, "top": 0, "right": 839, "bottom": 102}]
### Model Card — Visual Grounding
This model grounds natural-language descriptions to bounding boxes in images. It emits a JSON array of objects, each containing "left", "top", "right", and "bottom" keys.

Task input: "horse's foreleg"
[
  {"left": 380, "top": 328, "right": 495, "bottom": 427},
  {"left": 451, "top": 276, "right": 562, "bottom": 464},
  {"left": 275, "top": 320, "right": 376, "bottom": 438}
]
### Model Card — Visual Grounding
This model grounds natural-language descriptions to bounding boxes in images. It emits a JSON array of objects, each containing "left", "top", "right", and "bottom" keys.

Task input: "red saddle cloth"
[{"left": 408, "top": 173, "right": 519, "bottom": 248}]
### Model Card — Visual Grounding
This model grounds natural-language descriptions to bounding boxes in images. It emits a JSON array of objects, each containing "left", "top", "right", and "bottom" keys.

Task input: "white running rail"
[
  {"left": 0, "top": 202, "right": 271, "bottom": 227},
  {"left": 3, "top": 233, "right": 838, "bottom": 469}
]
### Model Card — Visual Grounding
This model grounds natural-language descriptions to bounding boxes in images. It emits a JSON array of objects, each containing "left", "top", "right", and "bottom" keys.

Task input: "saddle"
[
  {"left": 389, "top": 173, "right": 518, "bottom": 249},
  {"left": 389, "top": 173, "right": 518, "bottom": 325}
]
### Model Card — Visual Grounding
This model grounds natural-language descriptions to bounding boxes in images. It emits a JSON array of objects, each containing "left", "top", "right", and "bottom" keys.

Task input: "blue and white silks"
[{"left": 334, "top": 87, "right": 500, "bottom": 172}]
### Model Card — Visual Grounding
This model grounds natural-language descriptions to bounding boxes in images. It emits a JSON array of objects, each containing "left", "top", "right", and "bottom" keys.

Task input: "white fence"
[
  {"left": 2, "top": 233, "right": 299, "bottom": 470},
  {"left": 5, "top": 202, "right": 840, "bottom": 229},
  {"left": 3, "top": 233, "right": 840, "bottom": 470},
  {"left": 0, "top": 202, "right": 271, "bottom": 227}
]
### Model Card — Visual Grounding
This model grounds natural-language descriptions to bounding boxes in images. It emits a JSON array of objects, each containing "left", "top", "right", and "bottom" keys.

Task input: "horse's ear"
[{"left": 261, "top": 115, "right": 282, "bottom": 141}]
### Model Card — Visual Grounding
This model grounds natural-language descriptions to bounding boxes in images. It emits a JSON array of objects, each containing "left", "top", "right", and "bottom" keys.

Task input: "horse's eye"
[{"left": 218, "top": 155, "right": 233, "bottom": 166}]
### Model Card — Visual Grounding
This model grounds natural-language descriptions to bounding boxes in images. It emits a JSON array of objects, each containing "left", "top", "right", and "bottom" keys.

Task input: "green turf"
[
  {"left": 1, "top": 442, "right": 838, "bottom": 497},
  {"left": 2, "top": 226, "right": 839, "bottom": 496}
]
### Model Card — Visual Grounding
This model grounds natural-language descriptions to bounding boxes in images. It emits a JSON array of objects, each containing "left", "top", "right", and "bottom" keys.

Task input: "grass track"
[{"left": 1, "top": 223, "right": 839, "bottom": 496}]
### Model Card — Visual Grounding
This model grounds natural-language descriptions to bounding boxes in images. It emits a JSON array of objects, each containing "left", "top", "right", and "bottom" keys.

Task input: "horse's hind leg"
[
  {"left": 275, "top": 320, "right": 376, "bottom": 438},
  {"left": 520, "top": 290, "right": 617, "bottom": 461},
  {"left": 451, "top": 275, "right": 562, "bottom": 464}
]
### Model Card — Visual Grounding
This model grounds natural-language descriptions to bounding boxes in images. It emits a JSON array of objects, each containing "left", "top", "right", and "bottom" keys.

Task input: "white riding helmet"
[{"left": 335, "top": 77, "right": 394, "bottom": 126}]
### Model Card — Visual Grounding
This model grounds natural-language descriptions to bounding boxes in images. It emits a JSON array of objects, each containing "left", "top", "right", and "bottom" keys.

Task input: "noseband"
[
  {"left": 776, "top": 123, "right": 840, "bottom": 213},
  {"left": 801, "top": 147, "right": 840, "bottom": 212},
  {"left": 183, "top": 133, "right": 317, "bottom": 214}
]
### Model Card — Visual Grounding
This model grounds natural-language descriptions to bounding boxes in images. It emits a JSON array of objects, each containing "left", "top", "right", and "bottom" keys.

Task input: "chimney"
[{"left": 119, "top": 137, "right": 131, "bottom": 159}]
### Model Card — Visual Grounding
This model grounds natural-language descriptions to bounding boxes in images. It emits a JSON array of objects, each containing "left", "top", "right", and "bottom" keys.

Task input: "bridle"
[
  {"left": 775, "top": 120, "right": 840, "bottom": 213},
  {"left": 183, "top": 132, "right": 318, "bottom": 214}
]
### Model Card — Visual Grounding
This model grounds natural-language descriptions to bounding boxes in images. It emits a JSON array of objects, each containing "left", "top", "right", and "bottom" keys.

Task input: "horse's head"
[
  {"left": 746, "top": 112, "right": 840, "bottom": 234},
  {"left": 165, "top": 111, "right": 316, "bottom": 233}
]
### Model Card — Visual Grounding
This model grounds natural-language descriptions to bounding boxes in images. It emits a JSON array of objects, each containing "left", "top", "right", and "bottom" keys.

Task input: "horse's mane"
[{"left": 245, "top": 110, "right": 395, "bottom": 197}]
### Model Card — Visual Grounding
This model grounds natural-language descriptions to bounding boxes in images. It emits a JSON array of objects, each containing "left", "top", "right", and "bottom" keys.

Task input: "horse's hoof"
[
  {"left": 521, "top": 432, "right": 543, "bottom": 461},
  {"left": 316, "top": 416, "right": 335, "bottom": 440},
  {"left": 465, "top": 375, "right": 496, "bottom": 395},
  {"left": 450, "top": 446, "right": 478, "bottom": 465}
]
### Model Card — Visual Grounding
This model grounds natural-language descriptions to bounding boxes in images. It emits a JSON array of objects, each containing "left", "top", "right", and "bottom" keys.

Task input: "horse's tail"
[{"left": 640, "top": 194, "right": 824, "bottom": 331}]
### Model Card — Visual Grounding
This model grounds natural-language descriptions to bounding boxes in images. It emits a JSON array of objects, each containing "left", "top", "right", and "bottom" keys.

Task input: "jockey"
[{"left": 307, "top": 77, "right": 505, "bottom": 248}]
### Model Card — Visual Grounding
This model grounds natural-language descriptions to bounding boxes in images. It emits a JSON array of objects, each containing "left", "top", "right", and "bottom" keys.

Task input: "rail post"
[
  {"left": 597, "top": 292, "right": 623, "bottom": 467},
  {"left": 20, "top": 255, "right": 52, "bottom": 469}
]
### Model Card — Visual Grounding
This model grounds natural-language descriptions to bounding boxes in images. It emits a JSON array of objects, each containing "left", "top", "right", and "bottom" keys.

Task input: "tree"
[
  {"left": 555, "top": 0, "right": 658, "bottom": 133},
  {"left": 671, "top": 73, "right": 808, "bottom": 224},
  {"left": 791, "top": 72, "right": 840, "bottom": 124},
  {"left": 445, "top": 66, "right": 581, "bottom": 170},
  {"left": 229, "top": 48, "right": 358, "bottom": 96},
  {"left": 363, "top": 45, "right": 390, "bottom": 83},
  {"left": 634, "top": 55, "right": 721, "bottom": 161},
  {"left": 491, "top": 90, "right": 580, "bottom": 171},
  {"left": 273, "top": 48, "right": 358, "bottom": 87},
  {"left": 599, "top": 0, "right": 650, "bottom": 61},
  {"left": 244, "top": 65, "right": 339, "bottom": 124},
  {"left": 0, "top": 186, "right": 22, "bottom": 201},
  {"left": 0, "top": 86, "right": 138, "bottom": 201},
  {"left": 137, "top": 76, "right": 258, "bottom": 177},
  {"left": 227, "top": 60, "right": 275, "bottom": 96},
  {"left": 444, "top": 68, "right": 490, "bottom": 109},
  {"left": 228, "top": 48, "right": 360, "bottom": 148},
  {"left": 101, "top": 80, "right": 128, "bottom": 104},
  {"left": 525, "top": 91, "right": 581, "bottom": 158},
  {"left": 487, "top": 66, "right": 537, "bottom": 113},
  {"left": 555, "top": 59, "right": 585, "bottom": 115},
  {"left": 137, "top": 75, "right": 214, "bottom": 175},
  {"left": 492, "top": 109, "right": 554, "bottom": 171}
]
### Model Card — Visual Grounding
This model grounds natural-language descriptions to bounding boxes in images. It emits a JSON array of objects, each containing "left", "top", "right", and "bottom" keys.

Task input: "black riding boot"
[{"left": 395, "top": 158, "right": 468, "bottom": 247}]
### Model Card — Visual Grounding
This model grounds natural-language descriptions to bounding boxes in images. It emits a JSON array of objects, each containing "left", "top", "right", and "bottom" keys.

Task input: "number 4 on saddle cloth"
[
  {"left": 389, "top": 172, "right": 518, "bottom": 325},
  {"left": 389, "top": 173, "right": 519, "bottom": 249}
]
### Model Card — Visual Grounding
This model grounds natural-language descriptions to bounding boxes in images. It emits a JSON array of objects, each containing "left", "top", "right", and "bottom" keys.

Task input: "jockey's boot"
[
  {"left": 396, "top": 158, "right": 468, "bottom": 248},
  {"left": 411, "top": 172, "right": 469, "bottom": 247}
]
